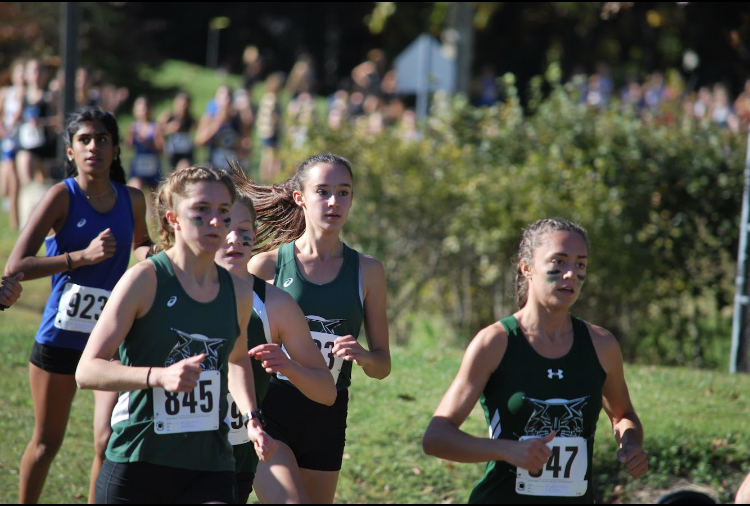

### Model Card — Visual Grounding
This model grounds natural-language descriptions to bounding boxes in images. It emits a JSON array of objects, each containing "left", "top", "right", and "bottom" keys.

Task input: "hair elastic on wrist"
[
  {"left": 64, "top": 252, "right": 73, "bottom": 271},
  {"left": 146, "top": 367, "right": 152, "bottom": 389}
]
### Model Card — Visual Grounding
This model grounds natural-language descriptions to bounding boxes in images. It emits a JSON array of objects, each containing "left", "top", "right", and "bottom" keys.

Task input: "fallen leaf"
[{"left": 412, "top": 467, "right": 424, "bottom": 475}]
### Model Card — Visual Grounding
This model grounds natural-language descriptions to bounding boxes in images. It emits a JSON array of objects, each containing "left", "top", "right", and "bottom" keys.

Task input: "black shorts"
[
  {"left": 29, "top": 341, "right": 83, "bottom": 375},
  {"left": 262, "top": 378, "right": 348, "bottom": 472},
  {"left": 235, "top": 471, "right": 255, "bottom": 504},
  {"left": 96, "top": 459, "right": 236, "bottom": 504}
]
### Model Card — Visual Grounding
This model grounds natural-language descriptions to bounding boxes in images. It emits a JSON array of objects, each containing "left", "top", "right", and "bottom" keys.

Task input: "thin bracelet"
[
  {"left": 64, "top": 252, "right": 73, "bottom": 271},
  {"left": 146, "top": 367, "right": 152, "bottom": 388}
]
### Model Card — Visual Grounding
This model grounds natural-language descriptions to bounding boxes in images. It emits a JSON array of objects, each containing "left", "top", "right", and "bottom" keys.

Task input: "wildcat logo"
[
  {"left": 524, "top": 396, "right": 589, "bottom": 437},
  {"left": 164, "top": 328, "right": 226, "bottom": 371},
  {"left": 306, "top": 315, "right": 345, "bottom": 334},
  {"left": 547, "top": 368, "right": 564, "bottom": 379}
]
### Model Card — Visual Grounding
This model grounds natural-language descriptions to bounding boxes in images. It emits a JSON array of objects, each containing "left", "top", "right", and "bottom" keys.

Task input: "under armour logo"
[{"left": 547, "top": 369, "right": 564, "bottom": 379}]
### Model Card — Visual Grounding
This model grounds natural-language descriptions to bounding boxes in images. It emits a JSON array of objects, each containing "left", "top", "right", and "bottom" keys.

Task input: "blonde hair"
[
  {"left": 226, "top": 160, "right": 257, "bottom": 225},
  {"left": 153, "top": 165, "right": 237, "bottom": 251},
  {"left": 515, "top": 218, "right": 588, "bottom": 309}
]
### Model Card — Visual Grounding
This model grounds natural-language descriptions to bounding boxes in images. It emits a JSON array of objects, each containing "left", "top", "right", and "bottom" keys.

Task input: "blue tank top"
[{"left": 35, "top": 178, "right": 134, "bottom": 350}]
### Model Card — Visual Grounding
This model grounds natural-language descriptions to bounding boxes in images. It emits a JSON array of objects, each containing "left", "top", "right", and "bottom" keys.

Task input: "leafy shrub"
[{"left": 275, "top": 64, "right": 746, "bottom": 368}]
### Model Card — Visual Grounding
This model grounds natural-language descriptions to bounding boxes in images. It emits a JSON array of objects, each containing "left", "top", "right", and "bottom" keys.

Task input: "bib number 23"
[{"left": 54, "top": 283, "right": 111, "bottom": 333}]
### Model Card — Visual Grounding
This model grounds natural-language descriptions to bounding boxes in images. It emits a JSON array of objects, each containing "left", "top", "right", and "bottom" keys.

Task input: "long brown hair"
[
  {"left": 152, "top": 165, "right": 236, "bottom": 251},
  {"left": 515, "top": 218, "right": 588, "bottom": 309},
  {"left": 240, "top": 153, "right": 353, "bottom": 252}
]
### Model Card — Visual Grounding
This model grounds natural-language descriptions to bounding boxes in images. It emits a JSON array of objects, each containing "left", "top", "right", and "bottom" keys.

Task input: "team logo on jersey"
[
  {"left": 489, "top": 409, "right": 502, "bottom": 439},
  {"left": 306, "top": 315, "right": 345, "bottom": 334},
  {"left": 77, "top": 219, "right": 87, "bottom": 228},
  {"left": 167, "top": 296, "right": 178, "bottom": 307},
  {"left": 283, "top": 277, "right": 294, "bottom": 288},
  {"left": 524, "top": 396, "right": 589, "bottom": 437},
  {"left": 164, "top": 328, "right": 226, "bottom": 371},
  {"left": 547, "top": 368, "right": 564, "bottom": 379}
]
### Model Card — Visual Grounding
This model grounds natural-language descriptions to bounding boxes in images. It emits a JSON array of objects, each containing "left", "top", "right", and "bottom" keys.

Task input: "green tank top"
[
  {"left": 231, "top": 275, "right": 273, "bottom": 474},
  {"left": 469, "top": 315, "right": 606, "bottom": 504},
  {"left": 273, "top": 240, "right": 364, "bottom": 391},
  {"left": 106, "top": 251, "right": 240, "bottom": 472}
]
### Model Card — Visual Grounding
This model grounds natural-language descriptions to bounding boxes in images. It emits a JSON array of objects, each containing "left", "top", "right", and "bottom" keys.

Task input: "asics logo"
[
  {"left": 547, "top": 369, "right": 564, "bottom": 379},
  {"left": 167, "top": 296, "right": 178, "bottom": 307},
  {"left": 283, "top": 278, "right": 294, "bottom": 288},
  {"left": 77, "top": 219, "right": 87, "bottom": 228}
]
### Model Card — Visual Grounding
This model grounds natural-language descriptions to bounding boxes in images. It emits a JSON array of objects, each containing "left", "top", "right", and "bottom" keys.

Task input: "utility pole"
[
  {"left": 446, "top": 2, "right": 474, "bottom": 96},
  {"left": 731, "top": 129, "right": 750, "bottom": 373}
]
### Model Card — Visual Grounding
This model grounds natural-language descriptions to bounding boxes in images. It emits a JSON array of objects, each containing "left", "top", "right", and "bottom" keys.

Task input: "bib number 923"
[
  {"left": 153, "top": 370, "right": 220, "bottom": 434},
  {"left": 54, "top": 284, "right": 111, "bottom": 333}
]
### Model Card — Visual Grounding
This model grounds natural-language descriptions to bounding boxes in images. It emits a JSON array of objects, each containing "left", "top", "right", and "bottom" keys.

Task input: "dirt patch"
[{"left": 608, "top": 478, "right": 719, "bottom": 504}]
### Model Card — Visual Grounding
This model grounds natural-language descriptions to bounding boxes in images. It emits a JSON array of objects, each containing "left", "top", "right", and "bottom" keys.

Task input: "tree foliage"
[{"left": 276, "top": 64, "right": 745, "bottom": 369}]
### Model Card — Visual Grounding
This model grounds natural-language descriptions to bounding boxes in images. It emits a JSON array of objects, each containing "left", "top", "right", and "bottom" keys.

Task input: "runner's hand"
[
  {"left": 507, "top": 431, "right": 555, "bottom": 474},
  {"left": 154, "top": 353, "right": 205, "bottom": 392},
  {"left": 247, "top": 421, "right": 278, "bottom": 462},
  {"left": 332, "top": 335, "right": 368, "bottom": 367},
  {"left": 249, "top": 343, "right": 293, "bottom": 376},
  {"left": 0, "top": 272, "right": 23, "bottom": 307},
  {"left": 80, "top": 228, "right": 117, "bottom": 266},
  {"left": 617, "top": 442, "right": 648, "bottom": 478}
]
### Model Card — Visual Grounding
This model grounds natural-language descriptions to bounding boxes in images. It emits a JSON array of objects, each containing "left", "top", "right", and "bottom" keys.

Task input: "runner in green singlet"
[
  {"left": 215, "top": 162, "right": 335, "bottom": 503},
  {"left": 246, "top": 153, "right": 391, "bottom": 503},
  {"left": 75, "top": 165, "right": 277, "bottom": 504},
  {"left": 423, "top": 218, "right": 647, "bottom": 504}
]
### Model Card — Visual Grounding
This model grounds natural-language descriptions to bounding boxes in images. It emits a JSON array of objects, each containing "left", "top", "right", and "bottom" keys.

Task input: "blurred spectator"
[
  {"left": 126, "top": 95, "right": 163, "bottom": 194},
  {"left": 242, "top": 45, "right": 264, "bottom": 92},
  {"left": 285, "top": 51, "right": 317, "bottom": 97},
  {"left": 692, "top": 86, "right": 712, "bottom": 120},
  {"left": 734, "top": 79, "right": 750, "bottom": 131},
  {"left": 195, "top": 85, "right": 251, "bottom": 171},
  {"left": 286, "top": 90, "right": 315, "bottom": 149},
  {"left": 0, "top": 59, "right": 25, "bottom": 231},
  {"left": 158, "top": 90, "right": 196, "bottom": 172},
  {"left": 17, "top": 59, "right": 57, "bottom": 186},
  {"left": 710, "top": 83, "right": 734, "bottom": 127},
  {"left": 352, "top": 48, "right": 387, "bottom": 97},
  {"left": 327, "top": 88, "right": 349, "bottom": 129},
  {"left": 472, "top": 64, "right": 500, "bottom": 107},
  {"left": 256, "top": 73, "right": 283, "bottom": 182}
]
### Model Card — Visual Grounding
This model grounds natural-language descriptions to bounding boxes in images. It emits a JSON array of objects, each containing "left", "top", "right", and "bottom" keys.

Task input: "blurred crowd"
[{"left": 2, "top": 49, "right": 749, "bottom": 232}]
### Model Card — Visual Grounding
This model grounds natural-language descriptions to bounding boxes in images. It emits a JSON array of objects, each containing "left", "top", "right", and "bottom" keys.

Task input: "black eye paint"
[
  {"left": 223, "top": 218, "right": 231, "bottom": 228},
  {"left": 577, "top": 274, "right": 586, "bottom": 287},
  {"left": 546, "top": 270, "right": 561, "bottom": 283},
  {"left": 242, "top": 236, "right": 253, "bottom": 247},
  {"left": 189, "top": 216, "right": 204, "bottom": 227}
]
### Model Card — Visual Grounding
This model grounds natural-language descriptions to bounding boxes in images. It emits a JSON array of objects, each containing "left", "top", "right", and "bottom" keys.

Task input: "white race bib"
[
  {"left": 134, "top": 154, "right": 160, "bottom": 176},
  {"left": 516, "top": 436, "right": 588, "bottom": 497},
  {"left": 225, "top": 392, "right": 250, "bottom": 446},
  {"left": 167, "top": 132, "right": 193, "bottom": 154},
  {"left": 153, "top": 370, "right": 220, "bottom": 434},
  {"left": 277, "top": 331, "right": 343, "bottom": 384},
  {"left": 54, "top": 283, "right": 111, "bottom": 333}
]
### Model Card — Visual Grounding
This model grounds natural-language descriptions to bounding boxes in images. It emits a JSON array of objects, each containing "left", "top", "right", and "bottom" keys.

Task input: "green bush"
[{"left": 274, "top": 64, "right": 746, "bottom": 369}]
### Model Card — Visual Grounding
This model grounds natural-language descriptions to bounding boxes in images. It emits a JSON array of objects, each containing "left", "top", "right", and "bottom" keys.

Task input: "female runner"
[
  {"left": 4, "top": 106, "right": 151, "bottom": 503},
  {"left": 75, "top": 164, "right": 276, "bottom": 504},
  {"left": 247, "top": 152, "right": 391, "bottom": 503},
  {"left": 422, "top": 218, "right": 647, "bottom": 504},
  {"left": 216, "top": 162, "right": 336, "bottom": 503}
]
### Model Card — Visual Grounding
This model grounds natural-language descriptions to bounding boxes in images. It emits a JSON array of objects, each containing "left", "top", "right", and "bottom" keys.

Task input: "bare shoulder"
[
  {"left": 126, "top": 185, "right": 147, "bottom": 206},
  {"left": 264, "top": 280, "right": 297, "bottom": 308},
  {"left": 248, "top": 249, "right": 278, "bottom": 282},
  {"left": 583, "top": 320, "right": 623, "bottom": 373},
  {"left": 358, "top": 252, "right": 385, "bottom": 287},
  {"left": 464, "top": 321, "right": 509, "bottom": 373},
  {"left": 121, "top": 259, "right": 157, "bottom": 289}
]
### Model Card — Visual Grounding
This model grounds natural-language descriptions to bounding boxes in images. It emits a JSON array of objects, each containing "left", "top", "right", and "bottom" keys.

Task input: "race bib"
[
  {"left": 225, "top": 392, "right": 250, "bottom": 446},
  {"left": 277, "top": 331, "right": 343, "bottom": 384},
  {"left": 54, "top": 283, "right": 111, "bottom": 333},
  {"left": 516, "top": 436, "right": 588, "bottom": 497},
  {"left": 153, "top": 370, "right": 220, "bottom": 434},
  {"left": 134, "top": 154, "right": 160, "bottom": 176}
]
